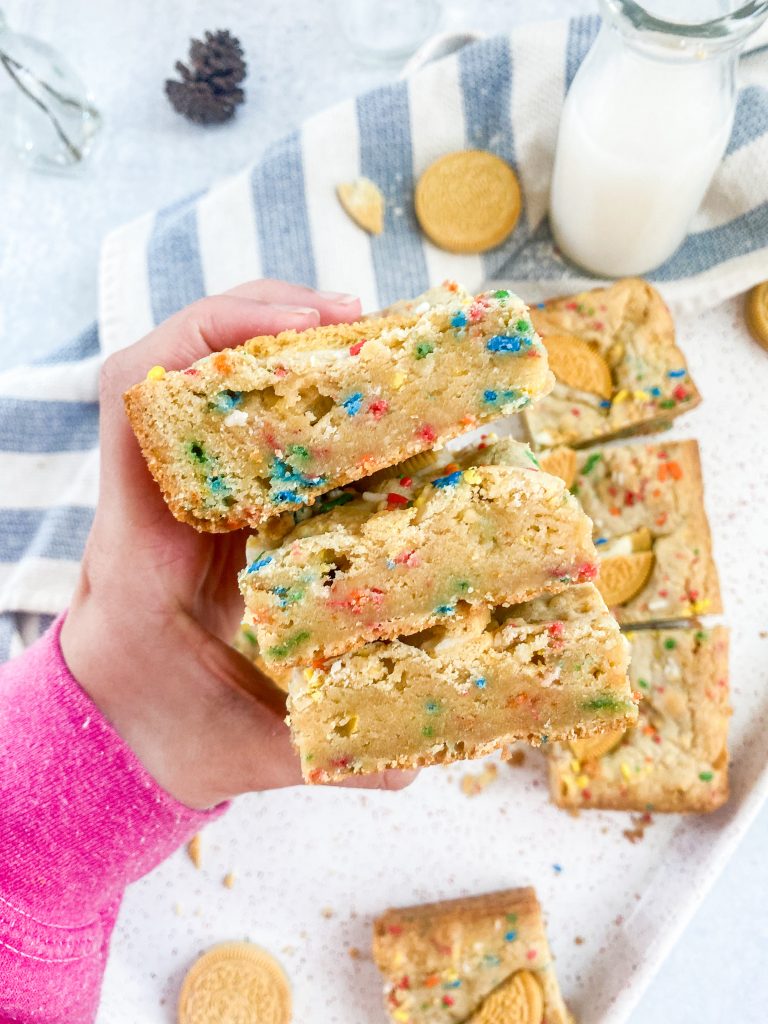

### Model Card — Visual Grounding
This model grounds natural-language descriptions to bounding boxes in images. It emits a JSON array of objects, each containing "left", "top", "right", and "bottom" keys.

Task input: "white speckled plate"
[{"left": 99, "top": 292, "right": 768, "bottom": 1024}]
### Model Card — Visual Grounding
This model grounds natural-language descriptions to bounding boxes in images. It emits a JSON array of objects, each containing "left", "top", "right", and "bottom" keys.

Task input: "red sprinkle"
[
  {"left": 399, "top": 477, "right": 413, "bottom": 487},
  {"left": 349, "top": 338, "right": 367, "bottom": 356},
  {"left": 387, "top": 492, "right": 409, "bottom": 507},
  {"left": 672, "top": 384, "right": 688, "bottom": 401},
  {"left": 577, "top": 562, "right": 599, "bottom": 582},
  {"left": 526, "top": 949, "right": 538, "bottom": 960},
  {"left": 548, "top": 622, "right": 564, "bottom": 638},
  {"left": 418, "top": 424, "right": 437, "bottom": 443},
  {"left": 183, "top": 368, "right": 200, "bottom": 376},
  {"left": 368, "top": 398, "right": 389, "bottom": 420},
  {"left": 442, "top": 996, "right": 455, "bottom": 1007},
  {"left": 273, "top": 364, "right": 289, "bottom": 378}
]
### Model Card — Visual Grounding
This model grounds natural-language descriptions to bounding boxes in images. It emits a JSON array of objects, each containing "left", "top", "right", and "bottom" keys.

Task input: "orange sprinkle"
[
  {"left": 655, "top": 512, "right": 668, "bottom": 527},
  {"left": 212, "top": 352, "right": 232, "bottom": 374},
  {"left": 459, "top": 414, "right": 477, "bottom": 427},
  {"left": 424, "top": 975, "right": 440, "bottom": 988},
  {"left": 609, "top": 506, "right": 621, "bottom": 516}
]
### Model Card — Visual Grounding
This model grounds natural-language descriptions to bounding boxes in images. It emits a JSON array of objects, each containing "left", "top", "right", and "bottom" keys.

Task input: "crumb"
[
  {"left": 760, "top": 631, "right": 767, "bottom": 639},
  {"left": 566, "top": 808, "right": 580, "bottom": 819},
  {"left": 506, "top": 749, "right": 526, "bottom": 767},
  {"left": 574, "top": 936, "right": 585, "bottom": 945},
  {"left": 321, "top": 907, "right": 334, "bottom": 919},
  {"left": 186, "top": 834, "right": 202, "bottom": 869},
  {"left": 281, "top": 945, "right": 296, "bottom": 956},
  {"left": 348, "top": 946, "right": 362, "bottom": 960},
  {"left": 173, "top": 902, "right": 184, "bottom": 917},
  {"left": 623, "top": 812, "right": 654, "bottom": 844},
  {"left": 460, "top": 763, "right": 498, "bottom": 796},
  {"left": 223, "top": 871, "right": 235, "bottom": 889}
]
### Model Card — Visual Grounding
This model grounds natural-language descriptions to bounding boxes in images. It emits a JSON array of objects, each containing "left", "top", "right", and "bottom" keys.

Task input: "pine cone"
[{"left": 165, "top": 30, "right": 247, "bottom": 126}]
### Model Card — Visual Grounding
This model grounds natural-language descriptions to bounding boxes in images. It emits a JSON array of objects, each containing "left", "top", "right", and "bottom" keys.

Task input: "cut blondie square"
[
  {"left": 539, "top": 439, "right": 721, "bottom": 625},
  {"left": 288, "top": 584, "right": 635, "bottom": 783},
  {"left": 372, "top": 887, "right": 570, "bottom": 1024},
  {"left": 549, "top": 625, "right": 730, "bottom": 813},
  {"left": 523, "top": 278, "right": 700, "bottom": 450},
  {"left": 240, "top": 439, "right": 598, "bottom": 669},
  {"left": 123, "top": 285, "right": 553, "bottom": 532}
]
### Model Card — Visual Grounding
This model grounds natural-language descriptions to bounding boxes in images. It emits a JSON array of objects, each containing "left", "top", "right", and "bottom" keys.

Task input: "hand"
[{"left": 60, "top": 280, "right": 417, "bottom": 809}]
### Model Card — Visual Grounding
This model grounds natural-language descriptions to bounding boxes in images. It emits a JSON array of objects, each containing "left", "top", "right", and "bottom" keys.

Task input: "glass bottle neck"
[{"left": 598, "top": 0, "right": 768, "bottom": 59}]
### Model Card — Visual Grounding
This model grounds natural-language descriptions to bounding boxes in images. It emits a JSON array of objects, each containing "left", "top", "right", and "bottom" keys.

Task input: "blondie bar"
[
  {"left": 240, "top": 439, "right": 598, "bottom": 668},
  {"left": 372, "top": 887, "right": 569, "bottom": 1024},
  {"left": 549, "top": 626, "right": 730, "bottom": 813},
  {"left": 288, "top": 585, "right": 635, "bottom": 783},
  {"left": 540, "top": 439, "right": 721, "bottom": 625},
  {"left": 523, "top": 278, "right": 700, "bottom": 450},
  {"left": 124, "top": 286, "right": 553, "bottom": 531}
]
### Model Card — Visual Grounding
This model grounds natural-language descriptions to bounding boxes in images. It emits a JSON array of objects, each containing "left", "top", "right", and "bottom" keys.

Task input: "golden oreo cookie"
[
  {"left": 415, "top": 150, "right": 521, "bottom": 254},
  {"left": 337, "top": 177, "right": 385, "bottom": 235},
  {"left": 468, "top": 969, "right": 544, "bottom": 1024},
  {"left": 570, "top": 727, "right": 626, "bottom": 762},
  {"left": 597, "top": 551, "right": 654, "bottom": 607},
  {"left": 745, "top": 281, "right": 768, "bottom": 351},
  {"left": 178, "top": 942, "right": 291, "bottom": 1024},
  {"left": 538, "top": 447, "right": 577, "bottom": 489},
  {"left": 543, "top": 334, "right": 613, "bottom": 400}
]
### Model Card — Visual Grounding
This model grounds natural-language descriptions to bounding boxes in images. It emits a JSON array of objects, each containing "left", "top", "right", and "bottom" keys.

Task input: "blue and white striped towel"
[{"left": 2, "top": 15, "right": 768, "bottom": 659}]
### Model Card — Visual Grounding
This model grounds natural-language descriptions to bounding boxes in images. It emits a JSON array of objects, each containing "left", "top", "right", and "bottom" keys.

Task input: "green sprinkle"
[
  {"left": 267, "top": 630, "right": 311, "bottom": 659},
  {"left": 288, "top": 444, "right": 310, "bottom": 463},
  {"left": 582, "top": 695, "right": 630, "bottom": 712},
  {"left": 415, "top": 341, "right": 435, "bottom": 359},
  {"left": 422, "top": 725, "right": 434, "bottom": 738},
  {"left": 317, "top": 491, "right": 355, "bottom": 515},
  {"left": 695, "top": 630, "right": 709, "bottom": 643},
  {"left": 515, "top": 319, "right": 530, "bottom": 332},
  {"left": 242, "top": 627, "right": 258, "bottom": 646},
  {"left": 664, "top": 637, "right": 677, "bottom": 650},
  {"left": 659, "top": 398, "right": 676, "bottom": 409},
  {"left": 455, "top": 579, "right": 470, "bottom": 593},
  {"left": 637, "top": 678, "right": 650, "bottom": 690},
  {"left": 494, "top": 289, "right": 510, "bottom": 299},
  {"left": 581, "top": 452, "right": 602, "bottom": 475},
  {"left": 525, "top": 449, "right": 541, "bottom": 468},
  {"left": 505, "top": 913, "right": 518, "bottom": 924},
  {"left": 570, "top": 483, "right": 580, "bottom": 496},
  {"left": 699, "top": 771, "right": 714, "bottom": 782},
  {"left": 189, "top": 441, "right": 207, "bottom": 464}
]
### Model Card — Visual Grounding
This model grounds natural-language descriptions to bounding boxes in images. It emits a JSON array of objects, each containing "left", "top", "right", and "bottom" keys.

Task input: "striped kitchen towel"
[{"left": 2, "top": 14, "right": 768, "bottom": 657}]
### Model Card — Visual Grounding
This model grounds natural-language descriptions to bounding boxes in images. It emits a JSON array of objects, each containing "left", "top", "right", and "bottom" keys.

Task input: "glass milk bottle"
[{"left": 550, "top": 0, "right": 768, "bottom": 277}]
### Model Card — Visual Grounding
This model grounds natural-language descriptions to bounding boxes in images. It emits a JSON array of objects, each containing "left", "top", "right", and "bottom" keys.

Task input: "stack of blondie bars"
[{"left": 125, "top": 283, "right": 640, "bottom": 784}]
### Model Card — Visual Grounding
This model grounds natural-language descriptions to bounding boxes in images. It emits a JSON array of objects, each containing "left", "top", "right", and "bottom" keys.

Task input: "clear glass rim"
[{"left": 600, "top": 0, "right": 768, "bottom": 40}]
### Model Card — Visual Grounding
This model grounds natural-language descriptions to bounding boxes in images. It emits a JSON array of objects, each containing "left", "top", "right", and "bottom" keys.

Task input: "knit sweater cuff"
[{"left": 0, "top": 616, "right": 227, "bottom": 924}]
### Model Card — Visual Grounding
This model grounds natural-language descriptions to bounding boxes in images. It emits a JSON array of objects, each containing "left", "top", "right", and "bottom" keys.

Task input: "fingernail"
[
  {"left": 316, "top": 290, "right": 359, "bottom": 305},
  {"left": 273, "top": 304, "right": 320, "bottom": 316}
]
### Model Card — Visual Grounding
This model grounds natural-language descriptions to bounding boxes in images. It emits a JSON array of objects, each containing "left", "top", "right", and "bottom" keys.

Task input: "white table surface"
[{"left": 1, "top": 1, "right": 766, "bottom": 1021}]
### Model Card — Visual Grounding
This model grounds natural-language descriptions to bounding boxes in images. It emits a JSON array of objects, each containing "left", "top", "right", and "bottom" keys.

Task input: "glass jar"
[
  {"left": 549, "top": 0, "right": 768, "bottom": 277},
  {"left": 0, "top": 8, "right": 101, "bottom": 172},
  {"left": 333, "top": 0, "right": 442, "bottom": 64}
]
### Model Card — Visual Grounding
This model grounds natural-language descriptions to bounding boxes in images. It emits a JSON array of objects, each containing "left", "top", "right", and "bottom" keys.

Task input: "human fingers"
[{"left": 225, "top": 279, "right": 362, "bottom": 325}]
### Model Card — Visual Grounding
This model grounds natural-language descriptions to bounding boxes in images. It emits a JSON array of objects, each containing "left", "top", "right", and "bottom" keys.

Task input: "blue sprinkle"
[
  {"left": 271, "top": 458, "right": 325, "bottom": 489},
  {"left": 553, "top": 864, "right": 563, "bottom": 874},
  {"left": 484, "top": 954, "right": 501, "bottom": 967},
  {"left": 595, "top": 537, "right": 608, "bottom": 546},
  {"left": 341, "top": 392, "right": 364, "bottom": 416},
  {"left": 425, "top": 700, "right": 441, "bottom": 714},
  {"left": 451, "top": 311, "right": 467, "bottom": 328},
  {"left": 386, "top": 559, "right": 396, "bottom": 570},
  {"left": 208, "top": 475, "right": 231, "bottom": 495},
  {"left": 443, "top": 979, "right": 462, "bottom": 989},
  {"left": 435, "top": 604, "right": 455, "bottom": 615},
  {"left": 541, "top": 734, "right": 549, "bottom": 745},
  {"left": 487, "top": 335, "right": 526, "bottom": 354},
  {"left": 668, "top": 368, "right": 687, "bottom": 378},
  {"left": 650, "top": 386, "right": 662, "bottom": 397},
  {"left": 211, "top": 389, "right": 243, "bottom": 412},
  {"left": 273, "top": 490, "right": 304, "bottom": 504},
  {"left": 475, "top": 677, "right": 487, "bottom": 689},
  {"left": 505, "top": 930, "right": 518, "bottom": 942},
  {"left": 536, "top": 302, "right": 546, "bottom": 309},
  {"left": 432, "top": 470, "right": 463, "bottom": 489},
  {"left": 483, "top": 389, "right": 498, "bottom": 403},
  {"left": 247, "top": 555, "right": 273, "bottom": 574},
  {"left": 599, "top": 400, "right": 612, "bottom": 408}
]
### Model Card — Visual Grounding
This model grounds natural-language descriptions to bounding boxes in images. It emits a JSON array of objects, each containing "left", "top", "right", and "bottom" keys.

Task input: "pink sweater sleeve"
[{"left": 0, "top": 617, "right": 227, "bottom": 1023}]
